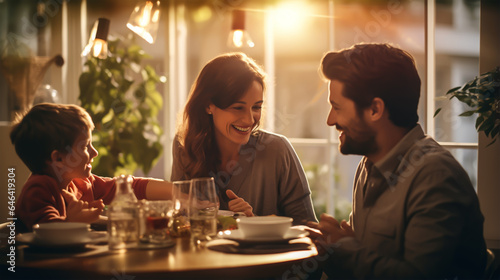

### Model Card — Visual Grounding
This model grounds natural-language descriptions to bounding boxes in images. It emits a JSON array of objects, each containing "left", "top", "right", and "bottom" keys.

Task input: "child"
[{"left": 10, "top": 103, "right": 173, "bottom": 231}]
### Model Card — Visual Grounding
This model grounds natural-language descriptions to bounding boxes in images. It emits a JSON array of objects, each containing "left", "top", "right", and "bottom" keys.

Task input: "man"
[{"left": 308, "top": 43, "right": 487, "bottom": 279}]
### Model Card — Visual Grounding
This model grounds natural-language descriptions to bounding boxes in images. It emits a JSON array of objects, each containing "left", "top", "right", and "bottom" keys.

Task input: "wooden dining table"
[{"left": 2, "top": 233, "right": 320, "bottom": 280}]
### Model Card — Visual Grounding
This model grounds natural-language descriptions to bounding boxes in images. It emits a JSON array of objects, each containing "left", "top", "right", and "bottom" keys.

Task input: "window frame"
[{"left": 163, "top": 0, "right": 480, "bottom": 217}]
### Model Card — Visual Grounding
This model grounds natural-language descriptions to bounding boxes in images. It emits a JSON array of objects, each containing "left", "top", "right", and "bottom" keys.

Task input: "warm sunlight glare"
[
  {"left": 192, "top": 5, "right": 212, "bottom": 22},
  {"left": 274, "top": 1, "right": 310, "bottom": 33}
]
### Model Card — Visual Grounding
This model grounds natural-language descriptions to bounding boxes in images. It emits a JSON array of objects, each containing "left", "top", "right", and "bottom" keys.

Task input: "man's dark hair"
[{"left": 321, "top": 43, "right": 421, "bottom": 128}]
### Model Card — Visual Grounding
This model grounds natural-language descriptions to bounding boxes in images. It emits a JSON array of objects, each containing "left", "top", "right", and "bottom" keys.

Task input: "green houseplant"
[
  {"left": 79, "top": 34, "right": 165, "bottom": 177},
  {"left": 434, "top": 67, "right": 500, "bottom": 146}
]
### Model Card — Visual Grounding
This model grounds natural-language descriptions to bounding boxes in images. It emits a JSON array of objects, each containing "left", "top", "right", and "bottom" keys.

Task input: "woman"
[{"left": 172, "top": 53, "right": 316, "bottom": 224}]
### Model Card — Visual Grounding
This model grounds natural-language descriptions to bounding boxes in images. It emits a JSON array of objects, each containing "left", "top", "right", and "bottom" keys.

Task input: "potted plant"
[
  {"left": 434, "top": 67, "right": 500, "bottom": 147},
  {"left": 79, "top": 34, "right": 165, "bottom": 177}
]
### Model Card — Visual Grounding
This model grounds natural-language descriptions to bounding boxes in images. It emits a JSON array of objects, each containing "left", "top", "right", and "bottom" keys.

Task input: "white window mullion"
[
  {"left": 426, "top": 0, "right": 436, "bottom": 137},
  {"left": 165, "top": 1, "right": 187, "bottom": 180},
  {"left": 61, "top": 1, "right": 68, "bottom": 104},
  {"left": 264, "top": 8, "right": 275, "bottom": 132},
  {"left": 327, "top": 0, "right": 336, "bottom": 216}
]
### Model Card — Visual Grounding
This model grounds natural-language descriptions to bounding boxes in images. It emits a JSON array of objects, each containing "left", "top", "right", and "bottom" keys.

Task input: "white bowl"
[
  {"left": 236, "top": 216, "right": 292, "bottom": 239},
  {"left": 33, "top": 222, "right": 90, "bottom": 244}
]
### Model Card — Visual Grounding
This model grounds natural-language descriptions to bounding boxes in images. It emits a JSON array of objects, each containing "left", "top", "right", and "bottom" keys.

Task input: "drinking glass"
[
  {"left": 171, "top": 180, "right": 191, "bottom": 237},
  {"left": 140, "top": 200, "right": 174, "bottom": 245},
  {"left": 108, "top": 175, "right": 140, "bottom": 250},
  {"left": 189, "top": 177, "right": 218, "bottom": 244}
]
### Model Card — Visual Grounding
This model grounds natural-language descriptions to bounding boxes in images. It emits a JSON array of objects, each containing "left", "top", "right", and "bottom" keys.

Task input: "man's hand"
[
  {"left": 293, "top": 224, "right": 323, "bottom": 239},
  {"left": 307, "top": 213, "right": 355, "bottom": 245},
  {"left": 226, "top": 190, "right": 254, "bottom": 217},
  {"left": 62, "top": 189, "right": 104, "bottom": 223}
]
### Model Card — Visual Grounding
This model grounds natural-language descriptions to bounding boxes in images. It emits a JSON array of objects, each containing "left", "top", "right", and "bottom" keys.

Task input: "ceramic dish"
[
  {"left": 33, "top": 222, "right": 90, "bottom": 244},
  {"left": 17, "top": 231, "right": 108, "bottom": 248},
  {"left": 136, "top": 239, "right": 175, "bottom": 249},
  {"left": 218, "top": 228, "right": 308, "bottom": 245},
  {"left": 218, "top": 210, "right": 235, "bottom": 217},
  {"left": 236, "top": 216, "right": 292, "bottom": 239}
]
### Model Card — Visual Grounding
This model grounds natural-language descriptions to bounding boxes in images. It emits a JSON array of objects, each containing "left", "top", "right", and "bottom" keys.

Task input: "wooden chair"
[
  {"left": 485, "top": 248, "right": 499, "bottom": 280},
  {"left": 0, "top": 221, "right": 12, "bottom": 250}
]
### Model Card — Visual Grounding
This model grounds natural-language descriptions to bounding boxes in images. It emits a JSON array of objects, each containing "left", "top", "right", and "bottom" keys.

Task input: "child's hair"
[{"left": 10, "top": 103, "right": 94, "bottom": 174}]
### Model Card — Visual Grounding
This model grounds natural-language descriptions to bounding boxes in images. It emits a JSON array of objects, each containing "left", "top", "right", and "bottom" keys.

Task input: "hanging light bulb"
[
  {"left": 227, "top": 9, "right": 254, "bottom": 48},
  {"left": 82, "top": 18, "right": 110, "bottom": 59},
  {"left": 127, "top": 1, "right": 161, "bottom": 44}
]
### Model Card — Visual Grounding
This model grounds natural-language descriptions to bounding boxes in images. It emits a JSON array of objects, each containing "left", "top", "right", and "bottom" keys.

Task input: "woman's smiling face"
[{"left": 209, "top": 80, "right": 264, "bottom": 149}]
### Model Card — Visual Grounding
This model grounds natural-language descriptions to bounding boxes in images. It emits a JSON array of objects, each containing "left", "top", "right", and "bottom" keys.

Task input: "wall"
[
  {"left": 478, "top": 0, "right": 500, "bottom": 249},
  {"left": 0, "top": 124, "right": 31, "bottom": 224}
]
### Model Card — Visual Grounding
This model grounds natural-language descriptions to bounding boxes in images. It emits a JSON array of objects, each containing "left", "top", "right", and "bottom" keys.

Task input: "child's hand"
[
  {"left": 61, "top": 189, "right": 104, "bottom": 224},
  {"left": 226, "top": 190, "right": 254, "bottom": 217}
]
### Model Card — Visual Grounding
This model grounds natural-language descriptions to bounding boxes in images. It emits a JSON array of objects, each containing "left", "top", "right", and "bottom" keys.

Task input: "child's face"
[{"left": 58, "top": 129, "right": 98, "bottom": 181}]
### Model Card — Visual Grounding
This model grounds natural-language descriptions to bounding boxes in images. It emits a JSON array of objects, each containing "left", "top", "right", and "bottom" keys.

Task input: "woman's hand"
[
  {"left": 226, "top": 190, "right": 254, "bottom": 217},
  {"left": 62, "top": 189, "right": 104, "bottom": 223}
]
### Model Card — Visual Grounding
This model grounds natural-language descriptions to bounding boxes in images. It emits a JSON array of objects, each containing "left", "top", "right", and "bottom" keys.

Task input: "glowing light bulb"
[
  {"left": 227, "top": 10, "right": 254, "bottom": 48},
  {"left": 127, "top": 1, "right": 161, "bottom": 44},
  {"left": 82, "top": 18, "right": 109, "bottom": 59}
]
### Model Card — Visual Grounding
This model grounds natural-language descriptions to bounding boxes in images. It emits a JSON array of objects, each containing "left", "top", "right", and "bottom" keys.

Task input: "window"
[
  {"left": 433, "top": 0, "right": 480, "bottom": 190},
  {"left": 165, "top": 0, "right": 480, "bottom": 219},
  {"left": 0, "top": 0, "right": 480, "bottom": 221}
]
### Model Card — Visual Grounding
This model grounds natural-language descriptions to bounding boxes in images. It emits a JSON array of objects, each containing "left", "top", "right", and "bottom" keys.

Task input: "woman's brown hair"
[{"left": 176, "top": 52, "right": 266, "bottom": 178}]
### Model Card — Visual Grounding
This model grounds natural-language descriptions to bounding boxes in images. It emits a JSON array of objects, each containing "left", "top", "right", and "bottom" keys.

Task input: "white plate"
[
  {"left": 218, "top": 228, "right": 309, "bottom": 245},
  {"left": 135, "top": 239, "right": 175, "bottom": 249},
  {"left": 218, "top": 210, "right": 235, "bottom": 217},
  {"left": 17, "top": 231, "right": 108, "bottom": 248},
  {"left": 218, "top": 210, "right": 246, "bottom": 218}
]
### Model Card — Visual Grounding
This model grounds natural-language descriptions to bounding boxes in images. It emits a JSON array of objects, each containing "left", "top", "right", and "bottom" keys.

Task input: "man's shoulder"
[
  {"left": 411, "top": 136, "right": 457, "bottom": 164},
  {"left": 405, "top": 136, "right": 471, "bottom": 182}
]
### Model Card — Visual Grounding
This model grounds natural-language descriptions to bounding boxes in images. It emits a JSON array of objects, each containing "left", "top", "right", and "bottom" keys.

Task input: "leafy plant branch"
[
  {"left": 79, "top": 35, "right": 165, "bottom": 177},
  {"left": 434, "top": 67, "right": 500, "bottom": 147}
]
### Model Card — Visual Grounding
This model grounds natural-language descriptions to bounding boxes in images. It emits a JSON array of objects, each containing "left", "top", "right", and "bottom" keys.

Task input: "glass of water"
[
  {"left": 189, "top": 177, "right": 218, "bottom": 245},
  {"left": 171, "top": 180, "right": 192, "bottom": 237}
]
